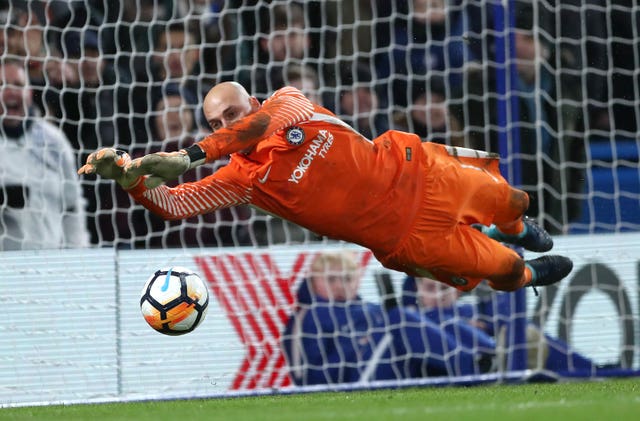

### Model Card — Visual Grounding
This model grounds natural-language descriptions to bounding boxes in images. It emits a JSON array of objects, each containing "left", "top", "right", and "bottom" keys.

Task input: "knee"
[
  {"left": 487, "top": 257, "right": 525, "bottom": 291},
  {"left": 510, "top": 188, "right": 530, "bottom": 215}
]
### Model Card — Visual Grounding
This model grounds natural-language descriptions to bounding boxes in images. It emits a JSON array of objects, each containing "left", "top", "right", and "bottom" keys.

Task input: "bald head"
[{"left": 203, "top": 82, "right": 260, "bottom": 132}]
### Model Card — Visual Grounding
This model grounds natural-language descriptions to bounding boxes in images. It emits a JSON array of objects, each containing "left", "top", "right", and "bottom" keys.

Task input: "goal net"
[{"left": 1, "top": 0, "right": 639, "bottom": 406}]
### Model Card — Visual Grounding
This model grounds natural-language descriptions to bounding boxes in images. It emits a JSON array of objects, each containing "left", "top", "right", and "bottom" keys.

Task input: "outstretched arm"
[
  {"left": 195, "top": 87, "right": 315, "bottom": 162},
  {"left": 126, "top": 174, "right": 252, "bottom": 220},
  {"left": 78, "top": 148, "right": 252, "bottom": 220},
  {"left": 126, "top": 87, "right": 314, "bottom": 185},
  {"left": 79, "top": 87, "right": 315, "bottom": 189},
  {"left": 77, "top": 148, "right": 186, "bottom": 189}
]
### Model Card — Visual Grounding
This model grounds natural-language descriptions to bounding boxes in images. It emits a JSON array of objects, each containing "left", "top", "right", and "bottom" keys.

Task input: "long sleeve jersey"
[
  {"left": 0, "top": 118, "right": 89, "bottom": 250},
  {"left": 127, "top": 86, "right": 425, "bottom": 256}
]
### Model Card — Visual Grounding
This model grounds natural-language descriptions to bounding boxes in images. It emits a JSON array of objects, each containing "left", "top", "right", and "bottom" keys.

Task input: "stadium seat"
[{"left": 570, "top": 138, "right": 640, "bottom": 233}]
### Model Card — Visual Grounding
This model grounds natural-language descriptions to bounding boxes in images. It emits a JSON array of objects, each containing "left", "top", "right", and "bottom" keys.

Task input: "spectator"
[
  {"left": 514, "top": 3, "right": 585, "bottom": 234},
  {"left": 542, "top": 0, "right": 609, "bottom": 133},
  {"left": 150, "top": 21, "right": 199, "bottom": 88},
  {"left": 111, "top": 84, "right": 251, "bottom": 248},
  {"left": 392, "top": 76, "right": 464, "bottom": 146},
  {"left": 462, "top": 2, "right": 586, "bottom": 234},
  {"left": 100, "top": 1, "right": 175, "bottom": 146},
  {"left": 170, "top": 0, "right": 224, "bottom": 37},
  {"left": 402, "top": 276, "right": 598, "bottom": 373},
  {"left": 0, "top": 59, "right": 89, "bottom": 250},
  {"left": 603, "top": 0, "right": 638, "bottom": 133},
  {"left": 0, "top": 4, "right": 78, "bottom": 118},
  {"left": 54, "top": 28, "right": 119, "bottom": 246},
  {"left": 107, "top": 20, "right": 201, "bottom": 147},
  {"left": 239, "top": 1, "right": 311, "bottom": 101},
  {"left": 334, "top": 0, "right": 375, "bottom": 57},
  {"left": 474, "top": 0, "right": 608, "bottom": 134},
  {"left": 55, "top": 29, "right": 116, "bottom": 165},
  {"left": 374, "top": 0, "right": 477, "bottom": 108},
  {"left": 281, "top": 251, "right": 496, "bottom": 385},
  {"left": 148, "top": 85, "right": 199, "bottom": 148},
  {"left": 168, "top": 0, "right": 236, "bottom": 95},
  {"left": 114, "top": 0, "right": 171, "bottom": 80},
  {"left": 336, "top": 62, "right": 389, "bottom": 140},
  {"left": 283, "top": 63, "right": 322, "bottom": 106}
]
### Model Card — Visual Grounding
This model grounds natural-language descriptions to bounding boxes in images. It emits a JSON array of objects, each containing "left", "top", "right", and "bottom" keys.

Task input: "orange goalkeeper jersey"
[
  {"left": 130, "top": 88, "right": 510, "bottom": 278},
  {"left": 127, "top": 87, "right": 503, "bottom": 263}
]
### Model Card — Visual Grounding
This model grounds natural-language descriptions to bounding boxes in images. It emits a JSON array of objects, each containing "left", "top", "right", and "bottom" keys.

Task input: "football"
[{"left": 140, "top": 266, "right": 209, "bottom": 335}]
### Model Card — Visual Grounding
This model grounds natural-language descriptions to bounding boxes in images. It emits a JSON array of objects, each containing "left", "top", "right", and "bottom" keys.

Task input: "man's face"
[
  {"left": 411, "top": 91, "right": 447, "bottom": 130},
  {"left": 154, "top": 94, "right": 194, "bottom": 141},
  {"left": 290, "top": 76, "right": 320, "bottom": 104},
  {"left": 413, "top": 0, "right": 446, "bottom": 25},
  {"left": 79, "top": 47, "right": 104, "bottom": 88},
  {"left": 263, "top": 25, "right": 308, "bottom": 61},
  {"left": 154, "top": 30, "right": 197, "bottom": 78},
  {"left": 203, "top": 84, "right": 258, "bottom": 132},
  {"left": 0, "top": 63, "right": 32, "bottom": 128},
  {"left": 311, "top": 261, "right": 361, "bottom": 302},
  {"left": 515, "top": 30, "right": 547, "bottom": 84},
  {"left": 2, "top": 11, "right": 44, "bottom": 58},
  {"left": 416, "top": 277, "right": 460, "bottom": 309},
  {"left": 341, "top": 87, "right": 378, "bottom": 123}
]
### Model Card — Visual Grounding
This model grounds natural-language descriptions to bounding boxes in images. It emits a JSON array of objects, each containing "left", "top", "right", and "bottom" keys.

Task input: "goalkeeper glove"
[
  {"left": 125, "top": 144, "right": 206, "bottom": 188},
  {"left": 79, "top": 145, "right": 205, "bottom": 189},
  {"left": 126, "top": 150, "right": 192, "bottom": 188},
  {"left": 77, "top": 148, "right": 141, "bottom": 189}
]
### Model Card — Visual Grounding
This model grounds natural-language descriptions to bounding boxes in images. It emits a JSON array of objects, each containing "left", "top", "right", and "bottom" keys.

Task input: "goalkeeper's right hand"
[{"left": 78, "top": 148, "right": 141, "bottom": 189}]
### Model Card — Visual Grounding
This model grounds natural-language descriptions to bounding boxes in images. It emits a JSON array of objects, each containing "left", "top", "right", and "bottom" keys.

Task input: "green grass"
[{"left": 2, "top": 378, "right": 639, "bottom": 421}]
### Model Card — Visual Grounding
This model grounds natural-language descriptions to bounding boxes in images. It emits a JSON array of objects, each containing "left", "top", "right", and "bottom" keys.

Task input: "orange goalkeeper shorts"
[{"left": 377, "top": 142, "right": 524, "bottom": 292}]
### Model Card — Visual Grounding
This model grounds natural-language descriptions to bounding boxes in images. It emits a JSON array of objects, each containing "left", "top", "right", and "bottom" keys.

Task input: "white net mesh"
[
  {"left": 0, "top": 0, "right": 639, "bottom": 404},
  {"left": 3, "top": 0, "right": 639, "bottom": 249}
]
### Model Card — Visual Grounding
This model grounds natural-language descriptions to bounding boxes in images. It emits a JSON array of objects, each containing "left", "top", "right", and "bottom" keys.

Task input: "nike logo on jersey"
[{"left": 258, "top": 165, "right": 273, "bottom": 184}]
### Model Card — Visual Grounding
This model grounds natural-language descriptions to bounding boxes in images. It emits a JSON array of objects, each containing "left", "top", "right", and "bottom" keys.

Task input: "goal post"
[{"left": 491, "top": 0, "right": 527, "bottom": 373}]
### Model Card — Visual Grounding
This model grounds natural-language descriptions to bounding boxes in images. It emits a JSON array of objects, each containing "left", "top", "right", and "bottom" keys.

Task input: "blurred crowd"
[
  {"left": 0, "top": 0, "right": 638, "bottom": 250},
  {"left": 282, "top": 251, "right": 601, "bottom": 385}
]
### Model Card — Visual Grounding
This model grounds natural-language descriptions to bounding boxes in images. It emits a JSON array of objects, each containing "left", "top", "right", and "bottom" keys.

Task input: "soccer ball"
[{"left": 140, "top": 266, "right": 209, "bottom": 336}]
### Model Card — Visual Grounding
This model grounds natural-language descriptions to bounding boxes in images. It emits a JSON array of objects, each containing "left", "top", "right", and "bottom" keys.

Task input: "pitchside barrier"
[{"left": 0, "top": 233, "right": 639, "bottom": 407}]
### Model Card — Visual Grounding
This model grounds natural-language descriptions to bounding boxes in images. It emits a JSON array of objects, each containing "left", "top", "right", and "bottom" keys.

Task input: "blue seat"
[
  {"left": 589, "top": 138, "right": 639, "bottom": 162},
  {"left": 569, "top": 139, "right": 640, "bottom": 233}
]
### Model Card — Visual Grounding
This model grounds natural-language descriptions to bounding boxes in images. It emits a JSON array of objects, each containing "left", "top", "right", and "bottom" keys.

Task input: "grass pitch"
[{"left": 2, "top": 378, "right": 639, "bottom": 421}]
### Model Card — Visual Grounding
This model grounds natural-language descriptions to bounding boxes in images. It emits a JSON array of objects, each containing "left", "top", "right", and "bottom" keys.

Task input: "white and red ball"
[{"left": 140, "top": 266, "right": 209, "bottom": 335}]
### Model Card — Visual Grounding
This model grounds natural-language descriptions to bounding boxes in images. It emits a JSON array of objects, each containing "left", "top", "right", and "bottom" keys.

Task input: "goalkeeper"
[{"left": 78, "top": 82, "right": 572, "bottom": 292}]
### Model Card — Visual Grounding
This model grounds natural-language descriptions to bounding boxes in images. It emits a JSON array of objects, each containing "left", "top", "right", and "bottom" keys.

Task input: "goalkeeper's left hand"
[{"left": 125, "top": 151, "right": 191, "bottom": 188}]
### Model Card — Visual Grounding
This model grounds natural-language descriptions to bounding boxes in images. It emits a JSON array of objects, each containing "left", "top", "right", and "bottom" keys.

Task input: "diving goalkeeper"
[{"left": 78, "top": 82, "right": 572, "bottom": 292}]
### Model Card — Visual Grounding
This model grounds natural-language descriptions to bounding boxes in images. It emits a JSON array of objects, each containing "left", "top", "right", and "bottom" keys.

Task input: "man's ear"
[{"left": 249, "top": 96, "right": 261, "bottom": 111}]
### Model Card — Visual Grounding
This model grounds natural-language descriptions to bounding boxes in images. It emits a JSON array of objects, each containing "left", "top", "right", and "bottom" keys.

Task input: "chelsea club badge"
[{"left": 286, "top": 126, "right": 305, "bottom": 145}]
